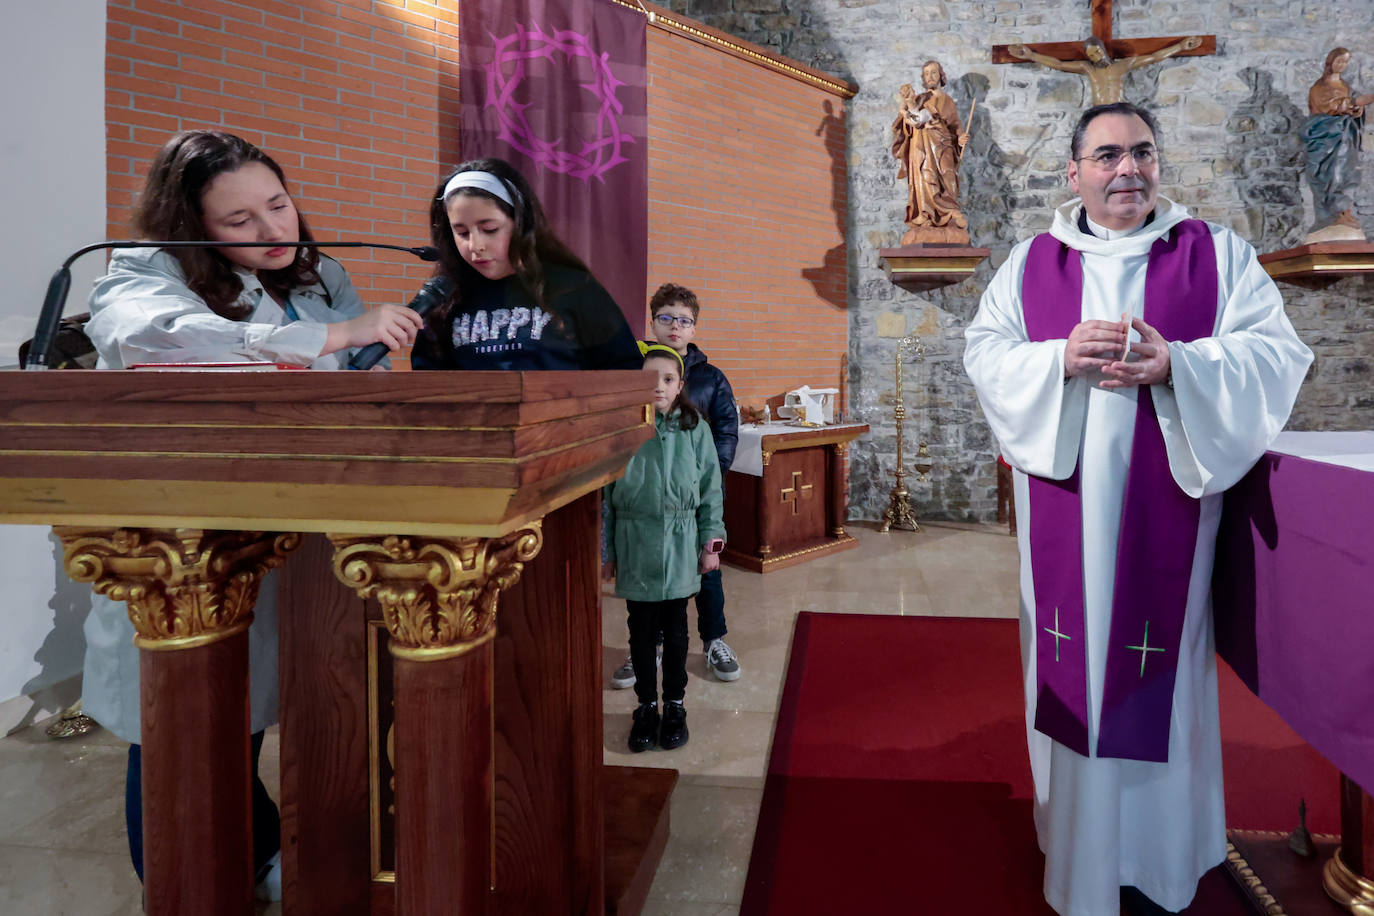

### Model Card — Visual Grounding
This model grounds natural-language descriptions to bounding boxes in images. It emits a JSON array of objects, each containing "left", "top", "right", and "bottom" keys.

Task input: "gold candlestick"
[{"left": 881, "top": 334, "right": 926, "bottom": 533}]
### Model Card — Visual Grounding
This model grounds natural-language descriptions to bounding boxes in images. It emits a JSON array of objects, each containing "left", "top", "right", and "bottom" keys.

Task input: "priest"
[{"left": 964, "top": 102, "right": 1312, "bottom": 916}]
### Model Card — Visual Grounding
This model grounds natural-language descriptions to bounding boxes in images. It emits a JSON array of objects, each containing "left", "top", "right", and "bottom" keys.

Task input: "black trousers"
[
  {"left": 627, "top": 597, "right": 689, "bottom": 706},
  {"left": 694, "top": 568, "right": 728, "bottom": 643},
  {"left": 126, "top": 729, "right": 280, "bottom": 882}
]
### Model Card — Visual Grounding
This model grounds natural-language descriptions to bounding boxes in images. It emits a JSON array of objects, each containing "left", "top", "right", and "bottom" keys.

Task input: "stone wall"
[{"left": 664, "top": 0, "right": 1374, "bottom": 522}]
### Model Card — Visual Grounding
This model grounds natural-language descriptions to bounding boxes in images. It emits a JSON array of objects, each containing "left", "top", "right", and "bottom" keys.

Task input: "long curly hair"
[
  {"left": 135, "top": 130, "right": 321, "bottom": 319},
  {"left": 426, "top": 157, "right": 588, "bottom": 326}
]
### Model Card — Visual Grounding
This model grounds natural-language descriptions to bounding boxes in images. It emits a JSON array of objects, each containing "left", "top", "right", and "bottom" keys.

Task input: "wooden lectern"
[{"left": 0, "top": 369, "right": 669, "bottom": 916}]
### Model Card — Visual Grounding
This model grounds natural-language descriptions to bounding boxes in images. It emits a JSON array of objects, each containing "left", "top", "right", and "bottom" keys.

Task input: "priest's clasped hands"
[{"left": 1064, "top": 311, "right": 1171, "bottom": 388}]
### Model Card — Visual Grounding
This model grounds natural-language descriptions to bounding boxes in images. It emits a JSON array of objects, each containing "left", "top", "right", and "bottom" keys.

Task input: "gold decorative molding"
[
  {"left": 367, "top": 620, "right": 396, "bottom": 882},
  {"left": 1323, "top": 849, "right": 1374, "bottom": 914},
  {"left": 1225, "top": 841, "right": 1287, "bottom": 916},
  {"left": 758, "top": 533, "right": 858, "bottom": 569},
  {"left": 56, "top": 527, "right": 301, "bottom": 650},
  {"left": 329, "top": 527, "right": 544, "bottom": 661},
  {"left": 0, "top": 423, "right": 631, "bottom": 466},
  {"left": 608, "top": 0, "right": 857, "bottom": 98},
  {"left": 761, "top": 449, "right": 773, "bottom": 468}
]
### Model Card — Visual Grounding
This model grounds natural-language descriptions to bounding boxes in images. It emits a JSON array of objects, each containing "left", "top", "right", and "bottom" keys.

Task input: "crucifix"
[{"left": 991, "top": 0, "right": 1216, "bottom": 105}]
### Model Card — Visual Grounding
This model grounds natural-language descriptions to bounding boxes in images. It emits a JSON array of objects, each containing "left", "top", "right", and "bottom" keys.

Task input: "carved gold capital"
[
  {"left": 328, "top": 526, "right": 543, "bottom": 661},
  {"left": 55, "top": 527, "right": 302, "bottom": 650},
  {"left": 761, "top": 449, "right": 773, "bottom": 468}
]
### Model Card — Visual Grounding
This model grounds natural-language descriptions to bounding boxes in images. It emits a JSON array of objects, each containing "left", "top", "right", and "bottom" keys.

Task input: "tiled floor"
[{"left": 0, "top": 521, "right": 1020, "bottom": 915}]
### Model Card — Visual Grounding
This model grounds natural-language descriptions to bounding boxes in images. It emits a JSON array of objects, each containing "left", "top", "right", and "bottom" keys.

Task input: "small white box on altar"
[{"left": 778, "top": 385, "right": 839, "bottom": 425}]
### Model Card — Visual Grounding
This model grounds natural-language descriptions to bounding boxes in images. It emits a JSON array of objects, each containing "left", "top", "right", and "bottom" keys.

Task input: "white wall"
[{"left": 0, "top": 1, "right": 107, "bottom": 729}]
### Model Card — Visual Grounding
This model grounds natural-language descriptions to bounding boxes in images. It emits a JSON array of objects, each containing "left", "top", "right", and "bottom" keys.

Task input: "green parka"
[{"left": 605, "top": 409, "right": 726, "bottom": 602}]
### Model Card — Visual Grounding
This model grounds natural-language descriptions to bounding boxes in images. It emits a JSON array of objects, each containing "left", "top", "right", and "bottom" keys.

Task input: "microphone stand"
[{"left": 24, "top": 240, "right": 438, "bottom": 370}]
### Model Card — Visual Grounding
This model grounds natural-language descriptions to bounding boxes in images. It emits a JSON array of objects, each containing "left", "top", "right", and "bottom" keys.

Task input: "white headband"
[{"left": 439, "top": 170, "right": 516, "bottom": 208}]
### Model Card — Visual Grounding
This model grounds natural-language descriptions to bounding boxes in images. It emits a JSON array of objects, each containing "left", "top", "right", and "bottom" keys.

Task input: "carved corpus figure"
[
  {"left": 891, "top": 60, "right": 972, "bottom": 245},
  {"left": 1303, "top": 47, "right": 1373, "bottom": 242},
  {"left": 1008, "top": 35, "right": 1202, "bottom": 105}
]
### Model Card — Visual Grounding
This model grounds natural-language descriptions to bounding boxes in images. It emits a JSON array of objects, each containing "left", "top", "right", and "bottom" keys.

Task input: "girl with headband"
[
  {"left": 409, "top": 157, "right": 642, "bottom": 371},
  {"left": 601, "top": 343, "right": 726, "bottom": 752}
]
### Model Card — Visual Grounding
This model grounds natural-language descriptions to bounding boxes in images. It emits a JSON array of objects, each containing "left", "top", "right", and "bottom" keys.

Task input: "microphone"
[
  {"left": 347, "top": 275, "right": 454, "bottom": 370},
  {"left": 24, "top": 240, "right": 440, "bottom": 370}
]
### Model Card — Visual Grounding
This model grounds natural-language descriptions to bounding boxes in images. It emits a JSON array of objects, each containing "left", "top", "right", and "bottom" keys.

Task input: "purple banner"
[{"left": 459, "top": 0, "right": 648, "bottom": 328}]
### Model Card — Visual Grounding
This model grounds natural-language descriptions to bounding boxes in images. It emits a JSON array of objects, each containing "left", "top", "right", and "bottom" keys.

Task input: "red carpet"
[{"left": 740, "top": 613, "right": 1339, "bottom": 916}]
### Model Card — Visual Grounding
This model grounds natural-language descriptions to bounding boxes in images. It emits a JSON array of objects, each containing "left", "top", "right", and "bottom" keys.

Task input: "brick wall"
[
  {"left": 104, "top": 1, "right": 850, "bottom": 394},
  {"left": 644, "top": 19, "right": 850, "bottom": 407},
  {"left": 105, "top": 0, "right": 460, "bottom": 321}
]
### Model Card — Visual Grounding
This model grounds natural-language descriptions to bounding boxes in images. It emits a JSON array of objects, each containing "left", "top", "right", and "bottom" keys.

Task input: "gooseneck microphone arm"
[{"left": 24, "top": 240, "right": 439, "bottom": 370}]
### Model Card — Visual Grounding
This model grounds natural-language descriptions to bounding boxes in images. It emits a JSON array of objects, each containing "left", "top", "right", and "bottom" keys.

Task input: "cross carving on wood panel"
[
  {"left": 779, "top": 471, "right": 814, "bottom": 515},
  {"left": 991, "top": 0, "right": 1216, "bottom": 105}
]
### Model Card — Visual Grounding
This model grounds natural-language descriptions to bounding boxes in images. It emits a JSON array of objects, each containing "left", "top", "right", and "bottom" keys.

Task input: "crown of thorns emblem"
[{"left": 483, "top": 22, "right": 633, "bottom": 182}]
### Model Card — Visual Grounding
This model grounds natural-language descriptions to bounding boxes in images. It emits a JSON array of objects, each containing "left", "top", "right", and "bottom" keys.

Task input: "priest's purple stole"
[{"left": 1021, "top": 220, "right": 1217, "bottom": 762}]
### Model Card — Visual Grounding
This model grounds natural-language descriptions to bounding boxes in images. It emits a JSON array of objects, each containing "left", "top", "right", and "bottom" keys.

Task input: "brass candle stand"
[{"left": 880, "top": 334, "right": 931, "bottom": 533}]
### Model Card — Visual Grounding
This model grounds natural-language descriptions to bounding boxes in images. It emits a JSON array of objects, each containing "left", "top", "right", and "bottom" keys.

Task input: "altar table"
[
  {"left": 1213, "top": 430, "right": 1374, "bottom": 911},
  {"left": 722, "top": 422, "right": 868, "bottom": 573}
]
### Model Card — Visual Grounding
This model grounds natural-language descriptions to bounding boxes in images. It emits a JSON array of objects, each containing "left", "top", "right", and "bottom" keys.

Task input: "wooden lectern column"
[
  {"left": 329, "top": 526, "right": 543, "bottom": 916},
  {"left": 55, "top": 527, "right": 301, "bottom": 916}
]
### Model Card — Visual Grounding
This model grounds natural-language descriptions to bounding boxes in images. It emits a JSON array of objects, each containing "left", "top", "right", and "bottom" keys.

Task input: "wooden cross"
[
  {"left": 991, "top": 0, "right": 1214, "bottom": 66},
  {"left": 779, "top": 471, "right": 814, "bottom": 515}
]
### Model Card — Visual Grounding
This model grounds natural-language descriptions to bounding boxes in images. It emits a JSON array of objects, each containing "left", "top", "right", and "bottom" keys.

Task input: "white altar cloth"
[{"left": 729, "top": 422, "right": 871, "bottom": 477}]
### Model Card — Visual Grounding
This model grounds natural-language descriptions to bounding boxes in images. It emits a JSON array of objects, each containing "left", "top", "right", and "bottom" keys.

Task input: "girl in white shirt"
[{"left": 82, "top": 129, "right": 423, "bottom": 899}]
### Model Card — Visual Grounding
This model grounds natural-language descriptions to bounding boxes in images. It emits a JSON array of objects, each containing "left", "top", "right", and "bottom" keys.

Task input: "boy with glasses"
[{"left": 611, "top": 283, "right": 741, "bottom": 688}]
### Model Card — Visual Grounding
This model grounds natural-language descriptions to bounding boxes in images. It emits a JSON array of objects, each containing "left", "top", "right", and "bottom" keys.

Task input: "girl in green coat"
[{"left": 603, "top": 344, "right": 726, "bottom": 751}]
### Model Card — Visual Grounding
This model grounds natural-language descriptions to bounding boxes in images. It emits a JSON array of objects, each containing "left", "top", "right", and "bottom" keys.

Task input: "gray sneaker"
[
  {"left": 610, "top": 647, "right": 661, "bottom": 689},
  {"left": 610, "top": 654, "right": 636, "bottom": 689},
  {"left": 705, "top": 638, "right": 741, "bottom": 681}
]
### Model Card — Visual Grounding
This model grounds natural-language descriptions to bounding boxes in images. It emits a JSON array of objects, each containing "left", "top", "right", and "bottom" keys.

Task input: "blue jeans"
[
  {"left": 125, "top": 730, "right": 281, "bottom": 882},
  {"left": 694, "top": 568, "right": 727, "bottom": 643}
]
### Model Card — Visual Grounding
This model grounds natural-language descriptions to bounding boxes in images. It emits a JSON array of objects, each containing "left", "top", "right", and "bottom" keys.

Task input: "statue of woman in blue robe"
[{"left": 1303, "top": 48, "right": 1374, "bottom": 241}]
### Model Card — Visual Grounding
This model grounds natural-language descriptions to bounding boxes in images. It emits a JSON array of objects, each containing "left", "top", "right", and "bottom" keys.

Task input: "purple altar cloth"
[{"left": 1213, "top": 450, "right": 1374, "bottom": 793}]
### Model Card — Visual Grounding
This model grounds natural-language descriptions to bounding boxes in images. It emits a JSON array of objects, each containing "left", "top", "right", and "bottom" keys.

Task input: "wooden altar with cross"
[{"left": 722, "top": 423, "right": 869, "bottom": 573}]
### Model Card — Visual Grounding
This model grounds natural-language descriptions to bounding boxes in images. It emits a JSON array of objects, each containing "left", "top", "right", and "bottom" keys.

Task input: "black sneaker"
[
  {"left": 628, "top": 702, "right": 659, "bottom": 752},
  {"left": 659, "top": 701, "right": 689, "bottom": 750}
]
